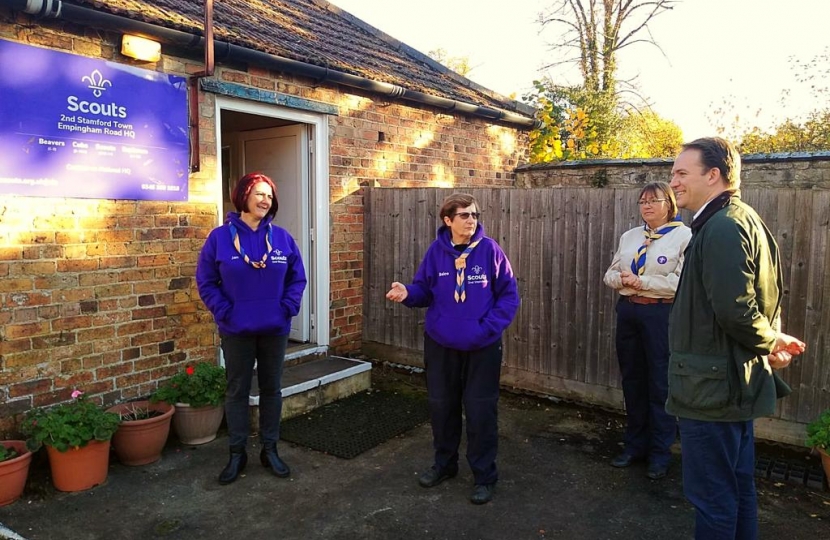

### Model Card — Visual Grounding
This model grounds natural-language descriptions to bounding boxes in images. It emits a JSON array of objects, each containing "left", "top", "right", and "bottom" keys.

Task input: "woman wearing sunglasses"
[{"left": 386, "top": 192, "right": 519, "bottom": 505}]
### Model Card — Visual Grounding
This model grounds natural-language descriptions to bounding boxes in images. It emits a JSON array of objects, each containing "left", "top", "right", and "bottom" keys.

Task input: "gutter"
[{"left": 2, "top": 0, "right": 540, "bottom": 130}]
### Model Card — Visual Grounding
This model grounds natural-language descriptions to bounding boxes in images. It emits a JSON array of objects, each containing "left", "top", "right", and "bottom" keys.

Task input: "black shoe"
[
  {"left": 470, "top": 484, "right": 495, "bottom": 505},
  {"left": 646, "top": 462, "right": 670, "bottom": 480},
  {"left": 218, "top": 446, "right": 247, "bottom": 485},
  {"left": 611, "top": 452, "right": 642, "bottom": 468},
  {"left": 260, "top": 443, "right": 290, "bottom": 478},
  {"left": 418, "top": 466, "right": 457, "bottom": 488}
]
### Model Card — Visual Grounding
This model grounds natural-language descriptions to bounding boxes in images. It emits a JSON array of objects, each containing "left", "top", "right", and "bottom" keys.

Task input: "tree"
[
  {"left": 538, "top": 0, "right": 676, "bottom": 101},
  {"left": 526, "top": 0, "right": 679, "bottom": 163},
  {"left": 727, "top": 48, "right": 830, "bottom": 153},
  {"left": 522, "top": 79, "right": 682, "bottom": 162},
  {"left": 427, "top": 48, "right": 473, "bottom": 77},
  {"left": 617, "top": 109, "right": 683, "bottom": 158}
]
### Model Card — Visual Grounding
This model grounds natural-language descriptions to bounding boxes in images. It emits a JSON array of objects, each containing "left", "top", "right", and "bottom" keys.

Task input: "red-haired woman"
[{"left": 196, "top": 172, "right": 307, "bottom": 485}]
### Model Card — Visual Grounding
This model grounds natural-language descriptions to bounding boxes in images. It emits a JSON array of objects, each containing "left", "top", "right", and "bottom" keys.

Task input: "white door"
[{"left": 239, "top": 125, "right": 310, "bottom": 342}]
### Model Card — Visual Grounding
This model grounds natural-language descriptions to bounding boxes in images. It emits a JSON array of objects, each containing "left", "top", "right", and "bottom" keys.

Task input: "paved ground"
[{"left": 1, "top": 366, "right": 828, "bottom": 540}]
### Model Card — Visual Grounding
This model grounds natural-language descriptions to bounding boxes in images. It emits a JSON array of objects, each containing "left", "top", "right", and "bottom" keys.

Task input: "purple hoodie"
[
  {"left": 403, "top": 223, "right": 519, "bottom": 351},
  {"left": 196, "top": 212, "right": 307, "bottom": 336}
]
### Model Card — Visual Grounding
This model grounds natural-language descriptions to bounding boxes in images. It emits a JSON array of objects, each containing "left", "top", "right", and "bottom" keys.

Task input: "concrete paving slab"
[{"left": 1, "top": 368, "right": 828, "bottom": 540}]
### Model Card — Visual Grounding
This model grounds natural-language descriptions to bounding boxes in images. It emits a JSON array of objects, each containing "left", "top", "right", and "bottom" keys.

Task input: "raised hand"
[{"left": 385, "top": 282, "right": 408, "bottom": 303}]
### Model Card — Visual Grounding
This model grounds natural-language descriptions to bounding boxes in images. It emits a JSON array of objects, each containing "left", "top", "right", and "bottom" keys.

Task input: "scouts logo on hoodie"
[
  {"left": 270, "top": 248, "right": 288, "bottom": 264},
  {"left": 467, "top": 265, "right": 488, "bottom": 286}
]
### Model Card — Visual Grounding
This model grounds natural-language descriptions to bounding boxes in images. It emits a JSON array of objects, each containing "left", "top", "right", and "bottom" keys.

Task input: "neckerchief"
[
  {"left": 630, "top": 216, "right": 684, "bottom": 275},
  {"left": 454, "top": 239, "right": 482, "bottom": 303},
  {"left": 228, "top": 222, "right": 272, "bottom": 269},
  {"left": 690, "top": 190, "right": 738, "bottom": 233}
]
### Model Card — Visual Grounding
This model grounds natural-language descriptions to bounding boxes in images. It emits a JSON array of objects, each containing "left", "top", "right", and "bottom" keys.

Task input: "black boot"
[
  {"left": 260, "top": 443, "right": 290, "bottom": 478},
  {"left": 218, "top": 445, "right": 247, "bottom": 485}
]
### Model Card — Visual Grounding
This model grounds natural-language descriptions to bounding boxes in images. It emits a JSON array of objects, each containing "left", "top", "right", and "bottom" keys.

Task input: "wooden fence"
[{"left": 363, "top": 187, "right": 830, "bottom": 445}]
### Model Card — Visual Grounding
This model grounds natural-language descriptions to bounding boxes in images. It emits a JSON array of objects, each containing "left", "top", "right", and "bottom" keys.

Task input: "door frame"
[{"left": 213, "top": 96, "right": 330, "bottom": 349}]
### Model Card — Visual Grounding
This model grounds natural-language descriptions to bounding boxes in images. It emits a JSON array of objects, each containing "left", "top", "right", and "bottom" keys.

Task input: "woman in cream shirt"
[{"left": 603, "top": 181, "right": 691, "bottom": 480}]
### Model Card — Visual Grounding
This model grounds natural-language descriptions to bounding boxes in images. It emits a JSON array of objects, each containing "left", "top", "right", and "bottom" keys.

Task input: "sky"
[{"left": 330, "top": 0, "right": 829, "bottom": 140}]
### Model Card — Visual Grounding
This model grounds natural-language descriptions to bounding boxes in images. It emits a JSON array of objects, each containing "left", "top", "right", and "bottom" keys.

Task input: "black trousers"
[
  {"left": 221, "top": 333, "right": 288, "bottom": 448},
  {"left": 424, "top": 333, "right": 502, "bottom": 485}
]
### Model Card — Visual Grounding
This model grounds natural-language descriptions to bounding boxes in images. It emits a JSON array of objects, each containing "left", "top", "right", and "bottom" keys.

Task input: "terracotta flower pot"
[
  {"left": 817, "top": 447, "right": 830, "bottom": 484},
  {"left": 0, "top": 440, "right": 32, "bottom": 507},
  {"left": 107, "top": 400, "right": 175, "bottom": 466},
  {"left": 173, "top": 403, "right": 224, "bottom": 445},
  {"left": 45, "top": 439, "right": 110, "bottom": 492}
]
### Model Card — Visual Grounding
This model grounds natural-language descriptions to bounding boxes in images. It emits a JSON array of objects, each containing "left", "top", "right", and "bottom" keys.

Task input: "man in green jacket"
[{"left": 667, "top": 137, "right": 806, "bottom": 540}]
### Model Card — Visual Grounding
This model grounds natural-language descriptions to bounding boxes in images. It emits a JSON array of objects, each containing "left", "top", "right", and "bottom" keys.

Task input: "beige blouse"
[{"left": 603, "top": 224, "right": 692, "bottom": 299}]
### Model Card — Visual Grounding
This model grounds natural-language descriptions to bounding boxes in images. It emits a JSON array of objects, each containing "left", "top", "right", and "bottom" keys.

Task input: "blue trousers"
[
  {"left": 221, "top": 333, "right": 288, "bottom": 448},
  {"left": 679, "top": 418, "right": 758, "bottom": 540},
  {"left": 424, "top": 333, "right": 502, "bottom": 485},
  {"left": 615, "top": 299, "right": 676, "bottom": 466}
]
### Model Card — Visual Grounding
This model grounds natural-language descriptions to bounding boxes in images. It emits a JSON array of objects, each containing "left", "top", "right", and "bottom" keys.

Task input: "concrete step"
[{"left": 248, "top": 356, "right": 372, "bottom": 423}]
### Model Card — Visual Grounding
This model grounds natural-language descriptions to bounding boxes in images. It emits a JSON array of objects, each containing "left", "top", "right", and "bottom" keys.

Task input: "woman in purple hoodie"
[
  {"left": 386, "top": 193, "right": 519, "bottom": 505},
  {"left": 196, "top": 172, "right": 307, "bottom": 485}
]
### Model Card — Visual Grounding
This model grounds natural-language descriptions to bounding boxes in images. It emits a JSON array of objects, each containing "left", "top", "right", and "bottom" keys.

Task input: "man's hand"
[
  {"left": 767, "top": 333, "right": 805, "bottom": 370},
  {"left": 768, "top": 351, "right": 793, "bottom": 370},
  {"left": 773, "top": 333, "right": 806, "bottom": 356},
  {"left": 385, "top": 282, "right": 408, "bottom": 303}
]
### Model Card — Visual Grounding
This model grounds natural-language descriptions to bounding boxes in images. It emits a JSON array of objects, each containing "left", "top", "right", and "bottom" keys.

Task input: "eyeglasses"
[
  {"left": 452, "top": 212, "right": 481, "bottom": 220},
  {"left": 638, "top": 199, "right": 668, "bottom": 206}
]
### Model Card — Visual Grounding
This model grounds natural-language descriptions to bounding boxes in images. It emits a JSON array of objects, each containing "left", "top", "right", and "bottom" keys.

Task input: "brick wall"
[
  {"left": 0, "top": 12, "right": 529, "bottom": 433},
  {"left": 0, "top": 200, "right": 218, "bottom": 435}
]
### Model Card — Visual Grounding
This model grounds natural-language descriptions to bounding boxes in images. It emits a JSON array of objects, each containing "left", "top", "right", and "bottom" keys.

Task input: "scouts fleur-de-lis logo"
[{"left": 82, "top": 69, "right": 112, "bottom": 98}]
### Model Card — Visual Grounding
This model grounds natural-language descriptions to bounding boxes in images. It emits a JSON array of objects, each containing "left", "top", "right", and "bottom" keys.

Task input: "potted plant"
[
  {"left": 806, "top": 408, "right": 830, "bottom": 482},
  {"left": 0, "top": 440, "right": 33, "bottom": 506},
  {"left": 106, "top": 400, "right": 175, "bottom": 466},
  {"left": 152, "top": 362, "right": 226, "bottom": 445},
  {"left": 20, "top": 390, "right": 120, "bottom": 492}
]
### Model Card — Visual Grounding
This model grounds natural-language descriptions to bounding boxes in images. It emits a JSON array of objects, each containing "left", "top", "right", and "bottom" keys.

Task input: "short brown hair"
[
  {"left": 231, "top": 172, "right": 278, "bottom": 222},
  {"left": 638, "top": 181, "right": 679, "bottom": 219},
  {"left": 682, "top": 137, "right": 742, "bottom": 189},
  {"left": 439, "top": 193, "right": 478, "bottom": 221}
]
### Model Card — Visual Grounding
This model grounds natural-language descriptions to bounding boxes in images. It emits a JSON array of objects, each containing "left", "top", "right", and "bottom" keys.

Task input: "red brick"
[
  {"left": 96, "top": 363, "right": 134, "bottom": 379},
  {"left": 4, "top": 348, "right": 51, "bottom": 368}
]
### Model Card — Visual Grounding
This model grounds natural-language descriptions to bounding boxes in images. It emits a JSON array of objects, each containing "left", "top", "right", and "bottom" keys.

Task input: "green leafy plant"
[
  {"left": 151, "top": 363, "right": 226, "bottom": 408},
  {"left": 21, "top": 391, "right": 120, "bottom": 453},
  {"left": 805, "top": 409, "right": 830, "bottom": 451},
  {"left": 0, "top": 444, "right": 20, "bottom": 462}
]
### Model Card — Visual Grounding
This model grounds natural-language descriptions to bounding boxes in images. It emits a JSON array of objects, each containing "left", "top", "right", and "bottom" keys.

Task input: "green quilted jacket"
[{"left": 666, "top": 192, "right": 790, "bottom": 422}]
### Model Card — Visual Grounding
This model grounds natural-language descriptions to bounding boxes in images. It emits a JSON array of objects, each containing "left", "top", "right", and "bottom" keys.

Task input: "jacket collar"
[{"left": 690, "top": 189, "right": 740, "bottom": 233}]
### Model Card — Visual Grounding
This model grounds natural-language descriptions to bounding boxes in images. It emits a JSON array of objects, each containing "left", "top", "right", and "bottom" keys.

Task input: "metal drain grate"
[
  {"left": 755, "top": 455, "right": 828, "bottom": 491},
  {"left": 280, "top": 389, "right": 430, "bottom": 459}
]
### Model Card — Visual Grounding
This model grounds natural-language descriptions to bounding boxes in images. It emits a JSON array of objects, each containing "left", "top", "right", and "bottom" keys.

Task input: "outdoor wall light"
[{"left": 121, "top": 35, "right": 161, "bottom": 62}]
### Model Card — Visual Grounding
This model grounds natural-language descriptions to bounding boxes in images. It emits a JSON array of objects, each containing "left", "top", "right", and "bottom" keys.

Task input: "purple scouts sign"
[{"left": 0, "top": 40, "right": 189, "bottom": 201}]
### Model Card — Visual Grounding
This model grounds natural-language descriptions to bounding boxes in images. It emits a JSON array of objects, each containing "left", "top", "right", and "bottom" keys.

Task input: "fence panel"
[{"left": 363, "top": 187, "right": 830, "bottom": 443}]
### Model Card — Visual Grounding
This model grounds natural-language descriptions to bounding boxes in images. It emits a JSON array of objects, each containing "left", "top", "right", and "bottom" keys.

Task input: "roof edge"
[{"left": 317, "top": 0, "right": 536, "bottom": 118}]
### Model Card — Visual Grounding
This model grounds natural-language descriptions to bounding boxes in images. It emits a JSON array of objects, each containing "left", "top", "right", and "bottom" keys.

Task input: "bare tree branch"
[{"left": 538, "top": 0, "right": 676, "bottom": 95}]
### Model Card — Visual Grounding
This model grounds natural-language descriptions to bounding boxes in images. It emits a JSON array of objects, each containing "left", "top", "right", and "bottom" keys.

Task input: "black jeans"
[{"left": 221, "top": 333, "right": 288, "bottom": 448}]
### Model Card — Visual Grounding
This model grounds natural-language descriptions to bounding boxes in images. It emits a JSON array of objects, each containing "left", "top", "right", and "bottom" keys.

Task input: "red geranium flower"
[{"left": 185, "top": 365, "right": 195, "bottom": 376}]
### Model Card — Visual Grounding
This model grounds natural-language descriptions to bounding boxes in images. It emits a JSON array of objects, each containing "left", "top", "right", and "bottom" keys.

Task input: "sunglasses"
[{"left": 452, "top": 212, "right": 481, "bottom": 220}]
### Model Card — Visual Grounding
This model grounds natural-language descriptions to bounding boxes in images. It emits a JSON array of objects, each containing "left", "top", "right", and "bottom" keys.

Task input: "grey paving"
[{"left": 1, "top": 369, "right": 828, "bottom": 540}]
